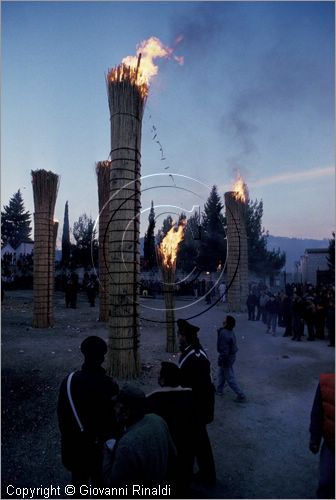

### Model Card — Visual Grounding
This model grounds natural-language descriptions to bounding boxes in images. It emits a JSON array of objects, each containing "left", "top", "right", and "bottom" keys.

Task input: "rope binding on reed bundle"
[{"left": 31, "top": 169, "right": 59, "bottom": 328}]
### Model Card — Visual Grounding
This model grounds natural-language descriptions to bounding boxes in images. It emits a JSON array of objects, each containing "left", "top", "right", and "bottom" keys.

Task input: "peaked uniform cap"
[{"left": 177, "top": 319, "right": 200, "bottom": 335}]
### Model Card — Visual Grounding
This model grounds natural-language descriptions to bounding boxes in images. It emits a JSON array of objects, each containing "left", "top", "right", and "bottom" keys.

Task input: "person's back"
[
  {"left": 177, "top": 319, "right": 216, "bottom": 486},
  {"left": 103, "top": 385, "right": 176, "bottom": 491},
  {"left": 146, "top": 362, "right": 196, "bottom": 494},
  {"left": 107, "top": 413, "right": 174, "bottom": 486},
  {"left": 57, "top": 336, "right": 119, "bottom": 486}
]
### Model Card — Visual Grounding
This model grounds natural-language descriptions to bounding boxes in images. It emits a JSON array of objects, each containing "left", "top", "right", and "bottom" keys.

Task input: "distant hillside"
[{"left": 267, "top": 235, "right": 329, "bottom": 271}]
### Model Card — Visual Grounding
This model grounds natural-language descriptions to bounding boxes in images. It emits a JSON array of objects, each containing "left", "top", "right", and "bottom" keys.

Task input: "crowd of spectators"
[{"left": 246, "top": 283, "right": 335, "bottom": 346}]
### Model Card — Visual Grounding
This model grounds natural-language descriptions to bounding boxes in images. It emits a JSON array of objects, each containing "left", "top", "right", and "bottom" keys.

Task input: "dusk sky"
[{"left": 2, "top": 1, "right": 335, "bottom": 244}]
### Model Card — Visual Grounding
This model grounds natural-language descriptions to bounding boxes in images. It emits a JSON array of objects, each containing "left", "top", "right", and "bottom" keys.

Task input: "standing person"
[
  {"left": 57, "top": 336, "right": 119, "bottom": 490},
  {"left": 304, "top": 296, "right": 316, "bottom": 341},
  {"left": 216, "top": 315, "right": 246, "bottom": 402},
  {"left": 292, "top": 292, "right": 305, "bottom": 341},
  {"left": 282, "top": 293, "right": 293, "bottom": 337},
  {"left": 205, "top": 281, "right": 212, "bottom": 305},
  {"left": 266, "top": 294, "right": 279, "bottom": 336},
  {"left": 315, "top": 296, "right": 326, "bottom": 340},
  {"left": 177, "top": 319, "right": 216, "bottom": 486},
  {"left": 259, "top": 291, "right": 269, "bottom": 325},
  {"left": 146, "top": 362, "right": 195, "bottom": 496},
  {"left": 86, "top": 278, "right": 96, "bottom": 307},
  {"left": 218, "top": 282, "right": 226, "bottom": 303},
  {"left": 246, "top": 291, "right": 256, "bottom": 321},
  {"left": 103, "top": 385, "right": 176, "bottom": 490},
  {"left": 255, "top": 291, "right": 261, "bottom": 321},
  {"left": 309, "top": 374, "right": 335, "bottom": 499}
]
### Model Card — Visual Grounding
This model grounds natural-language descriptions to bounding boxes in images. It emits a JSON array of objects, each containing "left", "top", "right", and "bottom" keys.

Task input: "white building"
[
  {"left": 15, "top": 240, "right": 34, "bottom": 256},
  {"left": 298, "top": 248, "right": 329, "bottom": 285},
  {"left": 1, "top": 243, "right": 16, "bottom": 258}
]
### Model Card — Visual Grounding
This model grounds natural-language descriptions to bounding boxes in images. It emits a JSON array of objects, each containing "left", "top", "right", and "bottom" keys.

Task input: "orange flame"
[
  {"left": 231, "top": 174, "right": 249, "bottom": 203},
  {"left": 107, "top": 37, "right": 183, "bottom": 97},
  {"left": 158, "top": 219, "right": 186, "bottom": 269}
]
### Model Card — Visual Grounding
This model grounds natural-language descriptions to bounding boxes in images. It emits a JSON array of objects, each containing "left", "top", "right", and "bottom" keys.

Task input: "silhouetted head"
[
  {"left": 114, "top": 384, "right": 146, "bottom": 427},
  {"left": 159, "top": 361, "right": 181, "bottom": 388},
  {"left": 177, "top": 319, "right": 200, "bottom": 350},
  {"left": 224, "top": 315, "right": 236, "bottom": 330},
  {"left": 81, "top": 336, "right": 107, "bottom": 366}
]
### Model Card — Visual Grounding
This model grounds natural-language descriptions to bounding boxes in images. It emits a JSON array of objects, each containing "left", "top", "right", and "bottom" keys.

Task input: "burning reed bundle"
[
  {"left": 224, "top": 178, "right": 249, "bottom": 312},
  {"left": 31, "top": 169, "right": 59, "bottom": 328},
  {"left": 157, "top": 220, "right": 186, "bottom": 353},
  {"left": 105, "top": 61, "right": 147, "bottom": 378},
  {"left": 96, "top": 160, "right": 111, "bottom": 322}
]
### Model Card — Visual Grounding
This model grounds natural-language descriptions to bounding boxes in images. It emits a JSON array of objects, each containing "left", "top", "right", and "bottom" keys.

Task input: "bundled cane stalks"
[
  {"left": 31, "top": 169, "right": 59, "bottom": 328},
  {"left": 224, "top": 192, "right": 248, "bottom": 312},
  {"left": 96, "top": 161, "right": 111, "bottom": 322},
  {"left": 105, "top": 66, "right": 147, "bottom": 378}
]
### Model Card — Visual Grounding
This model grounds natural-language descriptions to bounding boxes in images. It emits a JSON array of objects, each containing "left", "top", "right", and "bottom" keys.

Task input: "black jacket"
[
  {"left": 57, "top": 363, "right": 119, "bottom": 471},
  {"left": 178, "top": 345, "right": 214, "bottom": 424}
]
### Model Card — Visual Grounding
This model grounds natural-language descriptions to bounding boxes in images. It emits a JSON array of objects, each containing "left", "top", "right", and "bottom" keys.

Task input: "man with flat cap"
[
  {"left": 177, "top": 319, "right": 216, "bottom": 486},
  {"left": 57, "top": 335, "right": 119, "bottom": 490}
]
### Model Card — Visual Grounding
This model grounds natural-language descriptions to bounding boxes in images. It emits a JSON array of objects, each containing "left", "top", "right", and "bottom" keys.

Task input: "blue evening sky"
[{"left": 2, "top": 1, "right": 335, "bottom": 243}]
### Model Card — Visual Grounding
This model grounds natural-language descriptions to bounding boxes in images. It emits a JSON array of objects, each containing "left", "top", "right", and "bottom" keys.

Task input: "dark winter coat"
[
  {"left": 178, "top": 345, "right": 215, "bottom": 425},
  {"left": 57, "top": 363, "right": 119, "bottom": 472}
]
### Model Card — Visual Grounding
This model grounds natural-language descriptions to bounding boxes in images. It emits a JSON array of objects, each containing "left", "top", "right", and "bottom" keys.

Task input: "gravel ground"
[{"left": 1, "top": 290, "right": 334, "bottom": 500}]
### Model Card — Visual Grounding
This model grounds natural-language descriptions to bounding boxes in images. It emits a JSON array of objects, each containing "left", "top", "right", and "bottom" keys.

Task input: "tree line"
[{"left": 2, "top": 187, "right": 335, "bottom": 280}]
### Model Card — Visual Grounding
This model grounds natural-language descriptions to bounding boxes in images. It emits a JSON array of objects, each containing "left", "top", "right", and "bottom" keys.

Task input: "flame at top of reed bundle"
[
  {"left": 107, "top": 36, "right": 184, "bottom": 98},
  {"left": 158, "top": 219, "right": 187, "bottom": 270},
  {"left": 231, "top": 174, "right": 249, "bottom": 203}
]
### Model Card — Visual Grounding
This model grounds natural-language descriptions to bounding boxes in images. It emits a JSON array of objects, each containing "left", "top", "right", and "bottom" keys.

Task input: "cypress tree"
[
  {"left": 200, "top": 185, "right": 226, "bottom": 271},
  {"left": 61, "top": 201, "right": 71, "bottom": 267},
  {"left": 143, "top": 201, "right": 157, "bottom": 269}
]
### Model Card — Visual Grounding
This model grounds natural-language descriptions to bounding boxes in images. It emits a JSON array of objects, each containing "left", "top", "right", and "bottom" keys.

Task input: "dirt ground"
[{"left": 1, "top": 289, "right": 334, "bottom": 500}]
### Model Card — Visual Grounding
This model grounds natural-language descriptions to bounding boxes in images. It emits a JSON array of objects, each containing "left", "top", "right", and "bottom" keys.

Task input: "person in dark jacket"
[
  {"left": 57, "top": 336, "right": 119, "bottom": 489},
  {"left": 103, "top": 385, "right": 176, "bottom": 492},
  {"left": 216, "top": 315, "right": 246, "bottom": 401},
  {"left": 246, "top": 292, "right": 257, "bottom": 321},
  {"left": 291, "top": 293, "right": 305, "bottom": 341},
  {"left": 309, "top": 374, "right": 335, "bottom": 499},
  {"left": 146, "top": 362, "right": 195, "bottom": 496},
  {"left": 177, "top": 319, "right": 216, "bottom": 486}
]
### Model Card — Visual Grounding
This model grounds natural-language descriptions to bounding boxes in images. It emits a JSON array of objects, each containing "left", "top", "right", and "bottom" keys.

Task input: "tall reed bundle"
[
  {"left": 224, "top": 192, "right": 248, "bottom": 312},
  {"left": 31, "top": 169, "right": 59, "bottom": 328},
  {"left": 96, "top": 160, "right": 111, "bottom": 322},
  {"left": 48, "top": 220, "right": 59, "bottom": 325},
  {"left": 105, "top": 65, "right": 147, "bottom": 378}
]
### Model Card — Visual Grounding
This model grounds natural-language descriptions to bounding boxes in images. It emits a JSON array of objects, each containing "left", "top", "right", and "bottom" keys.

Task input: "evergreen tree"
[
  {"left": 1, "top": 190, "right": 32, "bottom": 248},
  {"left": 143, "top": 201, "right": 157, "bottom": 269},
  {"left": 178, "top": 211, "right": 201, "bottom": 272},
  {"left": 200, "top": 185, "right": 226, "bottom": 271},
  {"left": 246, "top": 199, "right": 285, "bottom": 276},
  {"left": 72, "top": 213, "right": 98, "bottom": 267},
  {"left": 61, "top": 201, "right": 71, "bottom": 267},
  {"left": 157, "top": 215, "right": 173, "bottom": 242}
]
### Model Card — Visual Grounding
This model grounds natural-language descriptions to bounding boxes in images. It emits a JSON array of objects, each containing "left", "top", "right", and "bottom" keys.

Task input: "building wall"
[{"left": 300, "top": 249, "right": 329, "bottom": 285}]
